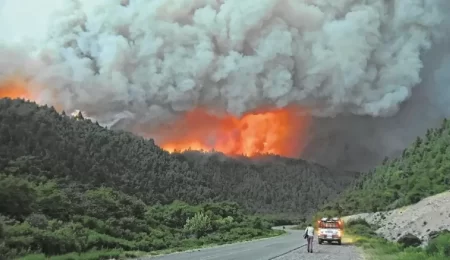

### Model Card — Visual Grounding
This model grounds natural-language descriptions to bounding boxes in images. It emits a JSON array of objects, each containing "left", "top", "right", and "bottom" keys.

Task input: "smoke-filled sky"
[{"left": 1, "top": 0, "right": 450, "bottom": 171}]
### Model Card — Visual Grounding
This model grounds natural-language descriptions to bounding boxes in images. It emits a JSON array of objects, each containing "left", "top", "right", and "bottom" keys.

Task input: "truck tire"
[
  {"left": 318, "top": 239, "right": 323, "bottom": 244},
  {"left": 337, "top": 239, "right": 341, "bottom": 245}
]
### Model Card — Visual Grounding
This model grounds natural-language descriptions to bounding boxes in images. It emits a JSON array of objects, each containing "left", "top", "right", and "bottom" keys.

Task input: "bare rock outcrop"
[{"left": 343, "top": 190, "right": 450, "bottom": 246}]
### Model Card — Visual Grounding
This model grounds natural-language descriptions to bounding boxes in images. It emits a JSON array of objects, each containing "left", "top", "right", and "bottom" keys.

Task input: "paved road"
[
  {"left": 275, "top": 238, "right": 364, "bottom": 260},
  {"left": 138, "top": 226, "right": 363, "bottom": 260}
]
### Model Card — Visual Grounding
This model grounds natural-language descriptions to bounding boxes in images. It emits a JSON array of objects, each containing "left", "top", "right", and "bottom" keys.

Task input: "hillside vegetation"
[
  {"left": 318, "top": 118, "right": 450, "bottom": 217},
  {"left": 0, "top": 173, "right": 281, "bottom": 259},
  {"left": 0, "top": 98, "right": 361, "bottom": 259},
  {"left": 0, "top": 98, "right": 359, "bottom": 218}
]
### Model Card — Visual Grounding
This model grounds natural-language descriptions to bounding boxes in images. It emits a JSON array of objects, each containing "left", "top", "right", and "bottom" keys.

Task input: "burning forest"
[{"left": 1, "top": 0, "right": 450, "bottom": 170}]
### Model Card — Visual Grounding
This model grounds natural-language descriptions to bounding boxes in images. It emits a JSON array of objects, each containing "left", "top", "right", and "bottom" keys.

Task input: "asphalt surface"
[
  {"left": 138, "top": 227, "right": 363, "bottom": 260},
  {"left": 275, "top": 239, "right": 364, "bottom": 260}
]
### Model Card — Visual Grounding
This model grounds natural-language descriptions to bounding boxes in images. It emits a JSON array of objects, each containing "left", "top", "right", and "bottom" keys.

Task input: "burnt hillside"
[{"left": 0, "top": 98, "right": 360, "bottom": 217}]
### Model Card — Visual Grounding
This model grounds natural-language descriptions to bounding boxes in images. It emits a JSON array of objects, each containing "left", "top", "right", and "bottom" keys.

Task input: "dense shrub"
[{"left": 0, "top": 174, "right": 278, "bottom": 259}]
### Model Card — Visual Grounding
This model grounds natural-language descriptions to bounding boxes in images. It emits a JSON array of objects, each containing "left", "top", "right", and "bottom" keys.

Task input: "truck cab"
[{"left": 317, "top": 217, "right": 343, "bottom": 245}]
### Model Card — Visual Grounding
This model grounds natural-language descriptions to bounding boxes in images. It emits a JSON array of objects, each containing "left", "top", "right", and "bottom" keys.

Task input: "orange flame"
[
  {"left": 0, "top": 77, "right": 64, "bottom": 111},
  {"left": 0, "top": 78, "right": 311, "bottom": 157},
  {"left": 0, "top": 78, "right": 34, "bottom": 100},
  {"left": 157, "top": 107, "right": 311, "bottom": 157}
]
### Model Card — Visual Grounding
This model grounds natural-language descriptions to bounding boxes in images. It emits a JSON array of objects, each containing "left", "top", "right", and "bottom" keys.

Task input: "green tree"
[
  {"left": 184, "top": 212, "right": 212, "bottom": 238},
  {"left": 0, "top": 218, "right": 4, "bottom": 239},
  {"left": 25, "top": 213, "right": 49, "bottom": 229},
  {"left": 0, "top": 174, "right": 37, "bottom": 219}
]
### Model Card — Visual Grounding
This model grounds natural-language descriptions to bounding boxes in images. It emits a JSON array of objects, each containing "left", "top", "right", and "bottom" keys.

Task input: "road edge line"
[{"left": 268, "top": 243, "right": 307, "bottom": 259}]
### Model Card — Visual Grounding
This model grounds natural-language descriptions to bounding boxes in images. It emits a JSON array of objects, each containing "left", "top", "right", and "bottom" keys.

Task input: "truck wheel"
[
  {"left": 337, "top": 239, "right": 341, "bottom": 245},
  {"left": 318, "top": 239, "right": 323, "bottom": 244}
]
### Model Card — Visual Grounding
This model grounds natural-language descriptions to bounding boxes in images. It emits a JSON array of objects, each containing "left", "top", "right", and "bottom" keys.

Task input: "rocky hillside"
[
  {"left": 343, "top": 190, "right": 450, "bottom": 247},
  {"left": 0, "top": 98, "right": 360, "bottom": 218}
]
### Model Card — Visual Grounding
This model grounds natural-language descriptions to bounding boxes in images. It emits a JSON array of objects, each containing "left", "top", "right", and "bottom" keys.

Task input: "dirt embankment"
[{"left": 343, "top": 190, "right": 450, "bottom": 246}]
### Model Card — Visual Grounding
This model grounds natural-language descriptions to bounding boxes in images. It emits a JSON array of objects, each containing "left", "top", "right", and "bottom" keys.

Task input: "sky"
[{"left": 0, "top": 0, "right": 66, "bottom": 43}]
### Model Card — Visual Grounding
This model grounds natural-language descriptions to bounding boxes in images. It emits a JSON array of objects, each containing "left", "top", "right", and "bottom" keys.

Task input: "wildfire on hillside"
[
  {"left": 154, "top": 107, "right": 311, "bottom": 157},
  {"left": 0, "top": 77, "right": 34, "bottom": 100},
  {"left": 0, "top": 78, "right": 311, "bottom": 157},
  {"left": 0, "top": 77, "right": 64, "bottom": 111}
]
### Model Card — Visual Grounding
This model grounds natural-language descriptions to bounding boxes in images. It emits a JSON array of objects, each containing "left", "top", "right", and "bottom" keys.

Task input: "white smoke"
[{"left": 1, "top": 0, "right": 450, "bottom": 170}]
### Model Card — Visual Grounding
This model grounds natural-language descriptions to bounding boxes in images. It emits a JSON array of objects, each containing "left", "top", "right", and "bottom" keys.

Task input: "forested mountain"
[
  {"left": 318, "top": 118, "right": 450, "bottom": 217},
  {"left": 0, "top": 98, "right": 360, "bottom": 218}
]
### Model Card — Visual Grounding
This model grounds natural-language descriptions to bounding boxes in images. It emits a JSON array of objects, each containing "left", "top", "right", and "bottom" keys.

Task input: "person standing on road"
[{"left": 304, "top": 223, "right": 314, "bottom": 253}]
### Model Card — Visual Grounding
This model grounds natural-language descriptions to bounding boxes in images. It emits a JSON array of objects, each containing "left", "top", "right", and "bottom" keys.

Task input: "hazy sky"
[{"left": 0, "top": 0, "right": 66, "bottom": 43}]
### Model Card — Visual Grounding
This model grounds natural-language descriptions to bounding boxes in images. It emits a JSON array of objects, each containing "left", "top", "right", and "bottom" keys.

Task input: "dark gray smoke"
[{"left": 303, "top": 37, "right": 450, "bottom": 171}]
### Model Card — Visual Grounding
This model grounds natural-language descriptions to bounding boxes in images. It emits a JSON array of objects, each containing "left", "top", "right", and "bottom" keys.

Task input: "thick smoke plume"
[{"left": 1, "top": 0, "right": 450, "bottom": 170}]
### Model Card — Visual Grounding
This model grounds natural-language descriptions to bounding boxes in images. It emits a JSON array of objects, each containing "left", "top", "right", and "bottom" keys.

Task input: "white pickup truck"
[{"left": 317, "top": 217, "right": 343, "bottom": 245}]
